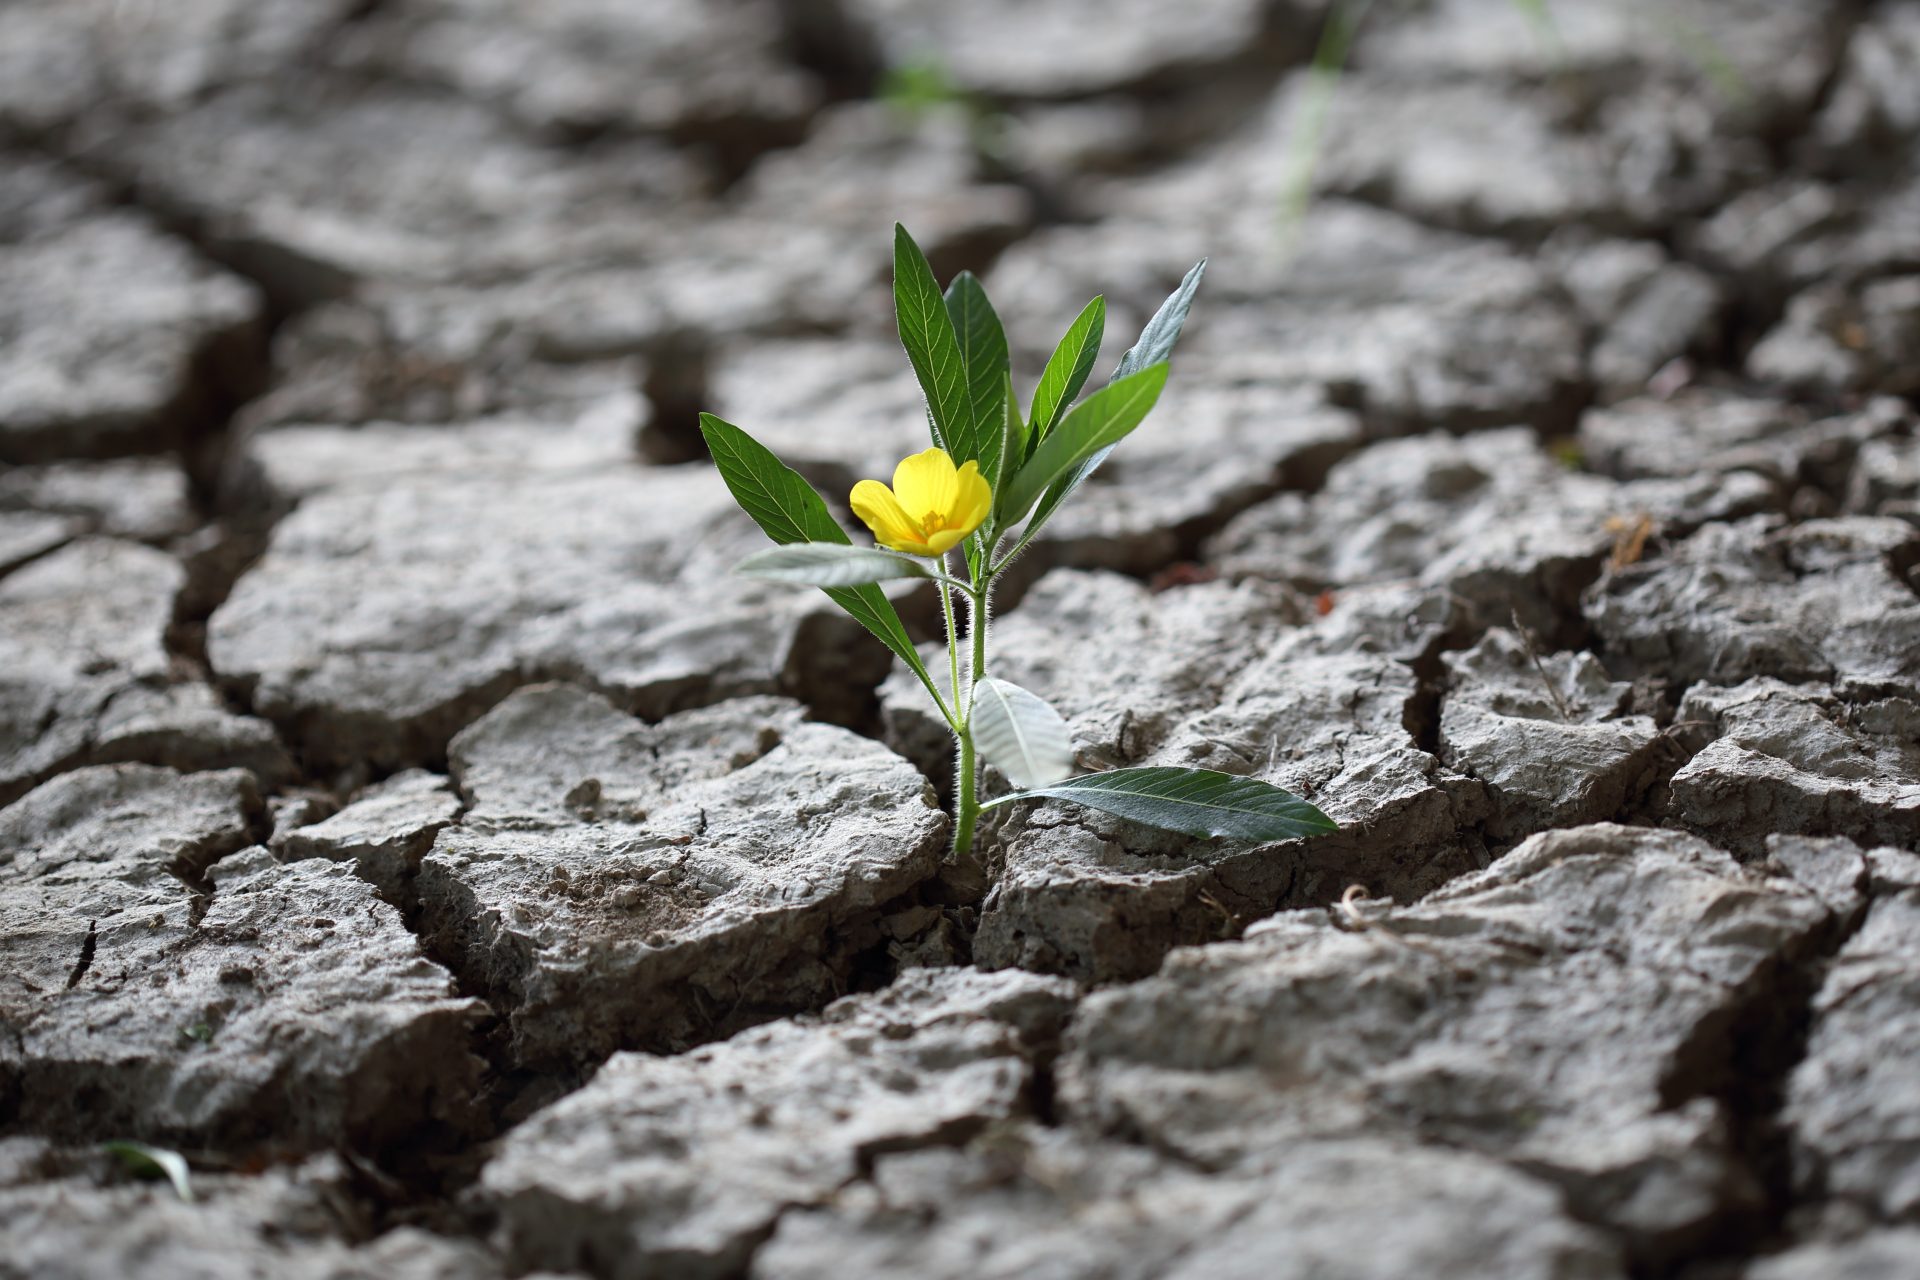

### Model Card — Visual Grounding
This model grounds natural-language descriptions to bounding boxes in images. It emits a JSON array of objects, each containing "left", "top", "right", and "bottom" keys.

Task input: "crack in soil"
[{"left": 1633, "top": 876, "right": 1875, "bottom": 1280}]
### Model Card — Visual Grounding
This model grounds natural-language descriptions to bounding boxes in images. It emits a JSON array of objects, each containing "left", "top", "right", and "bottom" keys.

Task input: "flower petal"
[
  {"left": 892, "top": 447, "right": 959, "bottom": 522},
  {"left": 922, "top": 526, "right": 968, "bottom": 556},
  {"left": 850, "top": 479, "right": 927, "bottom": 554},
  {"left": 951, "top": 460, "right": 993, "bottom": 537}
]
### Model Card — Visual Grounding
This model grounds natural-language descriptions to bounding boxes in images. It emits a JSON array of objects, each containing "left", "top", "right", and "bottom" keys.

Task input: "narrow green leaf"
[
  {"left": 985, "top": 766, "right": 1337, "bottom": 842},
  {"left": 997, "top": 363, "right": 1168, "bottom": 527},
  {"left": 894, "top": 225, "right": 979, "bottom": 465},
  {"left": 944, "top": 270, "right": 1011, "bottom": 483},
  {"left": 103, "top": 1141, "right": 194, "bottom": 1202},
  {"left": 970, "top": 677, "right": 1073, "bottom": 788},
  {"left": 1019, "top": 261, "right": 1207, "bottom": 538},
  {"left": 698, "top": 413, "right": 933, "bottom": 686},
  {"left": 736, "top": 542, "right": 933, "bottom": 588},
  {"left": 1028, "top": 295, "right": 1104, "bottom": 445}
]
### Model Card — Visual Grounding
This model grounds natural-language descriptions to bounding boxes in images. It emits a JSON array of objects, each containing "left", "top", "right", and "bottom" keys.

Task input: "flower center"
[{"left": 917, "top": 510, "right": 956, "bottom": 537}]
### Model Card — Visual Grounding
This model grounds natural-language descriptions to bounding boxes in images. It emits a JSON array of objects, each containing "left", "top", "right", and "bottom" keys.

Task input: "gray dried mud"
[{"left": 2, "top": 0, "right": 1918, "bottom": 1276}]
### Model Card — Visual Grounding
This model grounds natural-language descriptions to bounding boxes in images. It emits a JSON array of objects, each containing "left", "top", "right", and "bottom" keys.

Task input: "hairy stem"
[
  {"left": 938, "top": 571, "right": 962, "bottom": 710},
  {"left": 953, "top": 723, "right": 979, "bottom": 860},
  {"left": 950, "top": 567, "right": 992, "bottom": 861}
]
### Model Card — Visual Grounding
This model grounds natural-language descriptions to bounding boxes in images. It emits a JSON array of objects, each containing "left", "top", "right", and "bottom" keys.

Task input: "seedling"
[
  {"left": 701, "top": 225, "right": 1336, "bottom": 861},
  {"left": 102, "top": 1141, "right": 194, "bottom": 1202}
]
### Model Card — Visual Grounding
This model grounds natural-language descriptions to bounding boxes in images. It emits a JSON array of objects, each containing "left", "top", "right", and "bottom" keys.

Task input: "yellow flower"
[{"left": 850, "top": 447, "right": 993, "bottom": 557}]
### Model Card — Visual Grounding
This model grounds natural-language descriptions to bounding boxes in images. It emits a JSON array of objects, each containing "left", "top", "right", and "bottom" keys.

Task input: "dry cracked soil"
[{"left": 3, "top": 1, "right": 1920, "bottom": 1277}]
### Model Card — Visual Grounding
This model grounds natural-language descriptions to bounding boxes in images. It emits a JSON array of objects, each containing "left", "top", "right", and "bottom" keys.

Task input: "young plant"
[{"left": 700, "top": 225, "right": 1336, "bottom": 862}]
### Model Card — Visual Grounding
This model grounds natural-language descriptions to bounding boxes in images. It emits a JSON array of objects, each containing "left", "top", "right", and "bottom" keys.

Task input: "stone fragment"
[
  {"left": 0, "top": 513, "right": 72, "bottom": 576},
  {"left": 1788, "top": 884, "right": 1920, "bottom": 1220},
  {"left": 1584, "top": 516, "right": 1920, "bottom": 700},
  {"left": 0, "top": 764, "right": 261, "bottom": 894},
  {"left": 1805, "top": 1, "right": 1920, "bottom": 170},
  {"left": 82, "top": 683, "right": 297, "bottom": 790},
  {"left": 1305, "top": 76, "right": 1750, "bottom": 239},
  {"left": 1017, "top": 382, "right": 1363, "bottom": 577},
  {"left": 1, "top": 768, "right": 482, "bottom": 1151},
  {"left": 1210, "top": 428, "right": 1775, "bottom": 637},
  {"left": 1256, "top": 0, "right": 1842, "bottom": 245},
  {"left": 1702, "top": 174, "right": 1920, "bottom": 296},
  {"left": 1750, "top": 1233, "right": 1920, "bottom": 1280},
  {"left": 480, "top": 967, "right": 1075, "bottom": 1279},
  {"left": 1846, "top": 432, "right": 1920, "bottom": 524},
  {"left": 1546, "top": 237, "right": 1721, "bottom": 400},
  {"left": 0, "top": 539, "right": 179, "bottom": 803},
  {"left": 235, "top": 298, "right": 645, "bottom": 430},
  {"left": 0, "top": 1153, "right": 515, "bottom": 1280},
  {"left": 339, "top": 0, "right": 822, "bottom": 142},
  {"left": 1438, "top": 629, "right": 1665, "bottom": 839},
  {"left": 231, "top": 389, "right": 644, "bottom": 505},
  {"left": 0, "top": 214, "right": 260, "bottom": 464},
  {"left": 0, "top": 458, "right": 197, "bottom": 543},
  {"left": 1669, "top": 680, "right": 1920, "bottom": 856},
  {"left": 846, "top": 0, "right": 1305, "bottom": 99},
  {"left": 0, "top": 0, "right": 361, "bottom": 133},
  {"left": 208, "top": 460, "right": 894, "bottom": 769},
  {"left": 755, "top": 1130, "right": 1625, "bottom": 1280},
  {"left": 1750, "top": 277, "right": 1920, "bottom": 398},
  {"left": 1763, "top": 833, "right": 1871, "bottom": 918},
  {"left": 153, "top": 102, "right": 1031, "bottom": 425},
  {"left": 997, "top": 99, "right": 1160, "bottom": 183},
  {"left": 272, "top": 769, "right": 462, "bottom": 901},
  {"left": 413, "top": 215, "right": 884, "bottom": 360},
  {"left": 730, "top": 102, "right": 1033, "bottom": 277},
  {"left": 0, "top": 153, "right": 102, "bottom": 242},
  {"left": 249, "top": 205, "right": 890, "bottom": 423},
  {"left": 0, "top": 538, "right": 288, "bottom": 803},
  {"left": 364, "top": 107, "right": 1032, "bottom": 375},
  {"left": 1356, "top": 0, "right": 1838, "bottom": 129},
  {"left": 417, "top": 685, "right": 946, "bottom": 1067},
  {"left": 989, "top": 200, "right": 1586, "bottom": 434},
  {"left": 1686, "top": 178, "right": 1850, "bottom": 290},
  {"left": 1059, "top": 824, "right": 1837, "bottom": 1263},
  {"left": 1576, "top": 392, "right": 1902, "bottom": 501},
  {"left": 96, "top": 81, "right": 701, "bottom": 306}
]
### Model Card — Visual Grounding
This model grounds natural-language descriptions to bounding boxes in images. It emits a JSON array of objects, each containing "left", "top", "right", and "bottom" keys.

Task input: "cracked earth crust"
[{"left": 4, "top": 1, "right": 1920, "bottom": 1277}]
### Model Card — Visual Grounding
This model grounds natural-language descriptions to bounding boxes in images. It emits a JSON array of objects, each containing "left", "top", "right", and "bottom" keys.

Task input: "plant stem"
[
  {"left": 950, "top": 573, "right": 991, "bottom": 861},
  {"left": 937, "top": 570, "right": 962, "bottom": 711},
  {"left": 952, "top": 721, "right": 979, "bottom": 860}
]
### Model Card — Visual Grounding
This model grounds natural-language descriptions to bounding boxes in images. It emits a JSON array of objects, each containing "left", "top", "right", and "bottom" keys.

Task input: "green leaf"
[
  {"left": 970, "top": 677, "right": 1073, "bottom": 788},
  {"left": 894, "top": 225, "right": 977, "bottom": 463},
  {"left": 103, "top": 1141, "right": 194, "bottom": 1202},
  {"left": 736, "top": 542, "right": 933, "bottom": 587},
  {"left": 985, "top": 766, "right": 1336, "bottom": 842},
  {"left": 997, "top": 363, "right": 1168, "bottom": 527},
  {"left": 944, "top": 270, "right": 1011, "bottom": 483},
  {"left": 1019, "top": 260, "right": 1207, "bottom": 538},
  {"left": 1028, "top": 295, "right": 1104, "bottom": 445},
  {"left": 698, "top": 413, "right": 934, "bottom": 688}
]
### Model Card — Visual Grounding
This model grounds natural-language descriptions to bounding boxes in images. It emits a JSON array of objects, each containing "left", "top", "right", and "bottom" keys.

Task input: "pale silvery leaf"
[
  {"left": 735, "top": 542, "right": 933, "bottom": 587},
  {"left": 970, "top": 677, "right": 1074, "bottom": 788},
  {"left": 102, "top": 1141, "right": 194, "bottom": 1202}
]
